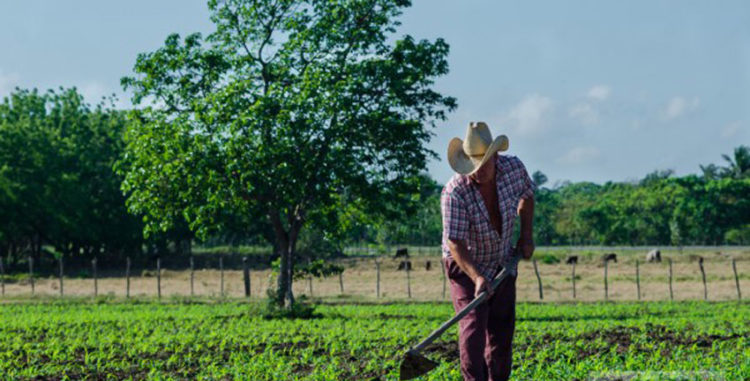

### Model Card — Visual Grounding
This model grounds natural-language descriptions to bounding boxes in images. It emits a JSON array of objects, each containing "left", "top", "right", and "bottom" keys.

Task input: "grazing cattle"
[
  {"left": 397, "top": 261, "right": 412, "bottom": 271},
  {"left": 425, "top": 261, "right": 432, "bottom": 271},
  {"left": 602, "top": 253, "right": 617, "bottom": 263},
  {"left": 566, "top": 256, "right": 578, "bottom": 265},
  {"left": 646, "top": 249, "right": 661, "bottom": 263},
  {"left": 394, "top": 248, "right": 409, "bottom": 258}
]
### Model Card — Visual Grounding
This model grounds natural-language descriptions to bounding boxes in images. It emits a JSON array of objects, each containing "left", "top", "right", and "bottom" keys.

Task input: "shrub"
[{"left": 261, "top": 290, "right": 318, "bottom": 319}]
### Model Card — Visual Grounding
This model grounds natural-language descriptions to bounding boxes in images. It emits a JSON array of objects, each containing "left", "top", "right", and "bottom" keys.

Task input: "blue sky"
[{"left": 1, "top": 1, "right": 748, "bottom": 186}]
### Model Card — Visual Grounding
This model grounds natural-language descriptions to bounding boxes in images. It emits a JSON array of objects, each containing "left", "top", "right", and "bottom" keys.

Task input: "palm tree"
[
  {"left": 722, "top": 145, "right": 750, "bottom": 179},
  {"left": 699, "top": 163, "right": 725, "bottom": 180},
  {"left": 532, "top": 170, "right": 548, "bottom": 188}
]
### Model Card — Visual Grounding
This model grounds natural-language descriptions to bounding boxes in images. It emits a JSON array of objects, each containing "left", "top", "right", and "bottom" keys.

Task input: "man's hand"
[
  {"left": 516, "top": 236, "right": 535, "bottom": 259},
  {"left": 474, "top": 275, "right": 493, "bottom": 298}
]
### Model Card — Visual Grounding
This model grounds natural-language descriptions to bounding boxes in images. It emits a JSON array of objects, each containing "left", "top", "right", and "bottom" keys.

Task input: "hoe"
[{"left": 398, "top": 251, "right": 520, "bottom": 380}]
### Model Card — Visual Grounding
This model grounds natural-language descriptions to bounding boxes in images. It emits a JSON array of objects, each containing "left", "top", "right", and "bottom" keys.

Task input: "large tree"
[{"left": 119, "top": 0, "right": 455, "bottom": 307}]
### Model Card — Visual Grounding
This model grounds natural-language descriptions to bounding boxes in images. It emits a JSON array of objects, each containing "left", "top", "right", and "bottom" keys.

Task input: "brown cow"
[
  {"left": 397, "top": 261, "right": 412, "bottom": 271},
  {"left": 602, "top": 253, "right": 617, "bottom": 263},
  {"left": 394, "top": 248, "right": 409, "bottom": 258}
]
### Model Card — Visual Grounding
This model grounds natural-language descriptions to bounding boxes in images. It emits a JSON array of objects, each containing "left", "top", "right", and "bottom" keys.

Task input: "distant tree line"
[
  {"left": 0, "top": 87, "right": 748, "bottom": 273},
  {"left": 346, "top": 146, "right": 750, "bottom": 248},
  {"left": 0, "top": 89, "right": 196, "bottom": 271}
]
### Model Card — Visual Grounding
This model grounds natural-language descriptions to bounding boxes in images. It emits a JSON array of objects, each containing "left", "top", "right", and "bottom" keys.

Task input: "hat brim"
[{"left": 447, "top": 135, "right": 509, "bottom": 175}]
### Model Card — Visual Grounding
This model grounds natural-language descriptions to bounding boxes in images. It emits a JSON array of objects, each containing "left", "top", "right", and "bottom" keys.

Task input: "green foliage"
[
  {"left": 725, "top": 224, "right": 750, "bottom": 245},
  {"left": 539, "top": 254, "right": 560, "bottom": 264},
  {"left": 344, "top": 148, "right": 750, "bottom": 247},
  {"left": 531, "top": 170, "right": 548, "bottom": 188},
  {"left": 0, "top": 301, "right": 747, "bottom": 379},
  {"left": 261, "top": 290, "right": 318, "bottom": 319},
  {"left": 0, "top": 87, "right": 143, "bottom": 266},
  {"left": 118, "top": 0, "right": 455, "bottom": 306},
  {"left": 271, "top": 258, "right": 344, "bottom": 281},
  {"left": 295, "top": 227, "right": 343, "bottom": 260}
]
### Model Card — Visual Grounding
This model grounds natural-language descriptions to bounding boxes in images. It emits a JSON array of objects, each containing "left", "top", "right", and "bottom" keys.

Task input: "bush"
[
  {"left": 540, "top": 254, "right": 560, "bottom": 264},
  {"left": 261, "top": 290, "right": 318, "bottom": 319},
  {"left": 725, "top": 224, "right": 750, "bottom": 245}
]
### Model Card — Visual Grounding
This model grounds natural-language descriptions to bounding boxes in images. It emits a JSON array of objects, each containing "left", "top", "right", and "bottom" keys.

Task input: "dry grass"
[{"left": 2, "top": 247, "right": 748, "bottom": 303}]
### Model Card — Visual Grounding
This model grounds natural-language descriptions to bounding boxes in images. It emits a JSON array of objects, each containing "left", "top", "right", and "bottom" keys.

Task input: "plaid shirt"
[{"left": 441, "top": 153, "right": 536, "bottom": 279}]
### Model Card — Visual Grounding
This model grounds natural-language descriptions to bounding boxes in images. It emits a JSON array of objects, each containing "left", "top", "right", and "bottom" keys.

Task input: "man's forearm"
[
  {"left": 518, "top": 196, "right": 534, "bottom": 239},
  {"left": 447, "top": 239, "right": 483, "bottom": 282}
]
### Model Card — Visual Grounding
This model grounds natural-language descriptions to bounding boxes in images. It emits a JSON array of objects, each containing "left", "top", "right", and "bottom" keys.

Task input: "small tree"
[{"left": 118, "top": 0, "right": 455, "bottom": 308}]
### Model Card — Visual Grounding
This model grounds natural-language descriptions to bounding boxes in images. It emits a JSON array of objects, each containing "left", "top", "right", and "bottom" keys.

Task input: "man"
[{"left": 441, "top": 121, "right": 535, "bottom": 381}]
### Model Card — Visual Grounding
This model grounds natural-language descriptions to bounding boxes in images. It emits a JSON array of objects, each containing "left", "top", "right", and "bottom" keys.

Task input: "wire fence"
[{"left": 0, "top": 248, "right": 746, "bottom": 302}]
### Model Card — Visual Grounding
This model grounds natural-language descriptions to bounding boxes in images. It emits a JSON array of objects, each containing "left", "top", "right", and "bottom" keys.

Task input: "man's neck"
[{"left": 470, "top": 173, "right": 496, "bottom": 190}]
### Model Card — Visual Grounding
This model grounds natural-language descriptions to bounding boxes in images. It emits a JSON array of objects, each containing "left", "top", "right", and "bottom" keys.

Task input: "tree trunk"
[
  {"left": 277, "top": 240, "right": 295, "bottom": 308},
  {"left": 270, "top": 210, "right": 303, "bottom": 309}
]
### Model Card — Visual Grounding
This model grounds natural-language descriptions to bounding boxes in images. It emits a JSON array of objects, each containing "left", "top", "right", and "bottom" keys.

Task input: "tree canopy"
[{"left": 118, "top": 0, "right": 456, "bottom": 306}]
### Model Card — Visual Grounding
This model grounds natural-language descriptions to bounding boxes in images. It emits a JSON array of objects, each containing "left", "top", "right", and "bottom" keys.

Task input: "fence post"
[
  {"left": 532, "top": 259, "right": 543, "bottom": 300},
  {"left": 375, "top": 260, "right": 381, "bottom": 298},
  {"left": 243, "top": 257, "right": 250, "bottom": 297},
  {"left": 0, "top": 257, "right": 4, "bottom": 296},
  {"left": 698, "top": 257, "right": 707, "bottom": 301},
  {"left": 190, "top": 256, "right": 195, "bottom": 297},
  {"left": 219, "top": 256, "right": 224, "bottom": 297},
  {"left": 339, "top": 271, "right": 344, "bottom": 294},
  {"left": 156, "top": 256, "right": 162, "bottom": 299},
  {"left": 571, "top": 262, "right": 576, "bottom": 299},
  {"left": 126, "top": 257, "right": 131, "bottom": 298},
  {"left": 29, "top": 255, "right": 34, "bottom": 295},
  {"left": 732, "top": 258, "right": 741, "bottom": 301},
  {"left": 58, "top": 256, "right": 64, "bottom": 297},
  {"left": 406, "top": 262, "right": 412, "bottom": 299},
  {"left": 604, "top": 258, "right": 609, "bottom": 301},
  {"left": 636, "top": 259, "right": 641, "bottom": 301},
  {"left": 92, "top": 257, "right": 98, "bottom": 297},
  {"left": 668, "top": 258, "right": 673, "bottom": 301},
  {"left": 306, "top": 257, "right": 312, "bottom": 297}
]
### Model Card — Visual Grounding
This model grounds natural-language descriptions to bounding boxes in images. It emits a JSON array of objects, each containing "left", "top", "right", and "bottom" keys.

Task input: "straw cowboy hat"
[{"left": 447, "top": 121, "right": 509, "bottom": 175}]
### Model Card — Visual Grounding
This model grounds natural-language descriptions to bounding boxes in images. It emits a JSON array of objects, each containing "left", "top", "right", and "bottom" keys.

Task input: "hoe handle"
[{"left": 411, "top": 253, "right": 519, "bottom": 354}]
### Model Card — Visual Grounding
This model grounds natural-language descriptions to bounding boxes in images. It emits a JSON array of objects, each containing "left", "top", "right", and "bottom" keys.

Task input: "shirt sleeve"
[
  {"left": 441, "top": 189, "right": 469, "bottom": 242},
  {"left": 517, "top": 158, "right": 536, "bottom": 200}
]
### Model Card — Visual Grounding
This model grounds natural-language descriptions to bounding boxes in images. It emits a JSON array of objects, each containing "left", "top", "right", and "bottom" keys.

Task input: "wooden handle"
[{"left": 411, "top": 252, "right": 519, "bottom": 354}]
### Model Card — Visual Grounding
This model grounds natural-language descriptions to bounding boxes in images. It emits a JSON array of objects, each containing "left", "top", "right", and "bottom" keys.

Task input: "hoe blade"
[{"left": 399, "top": 350, "right": 438, "bottom": 381}]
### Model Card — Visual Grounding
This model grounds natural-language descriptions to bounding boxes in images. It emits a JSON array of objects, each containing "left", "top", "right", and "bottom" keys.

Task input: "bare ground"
[{"left": 2, "top": 247, "right": 748, "bottom": 302}]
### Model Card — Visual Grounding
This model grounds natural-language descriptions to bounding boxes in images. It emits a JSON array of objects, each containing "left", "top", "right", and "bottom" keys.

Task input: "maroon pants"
[{"left": 443, "top": 256, "right": 517, "bottom": 381}]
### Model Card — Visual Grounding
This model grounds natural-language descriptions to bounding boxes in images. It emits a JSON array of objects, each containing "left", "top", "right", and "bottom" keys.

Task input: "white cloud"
[
  {"left": 569, "top": 103, "right": 599, "bottom": 125},
  {"left": 721, "top": 121, "right": 742, "bottom": 138},
  {"left": 557, "top": 146, "right": 600, "bottom": 165},
  {"left": 505, "top": 94, "right": 554, "bottom": 135},
  {"left": 0, "top": 69, "right": 20, "bottom": 98},
  {"left": 663, "top": 96, "right": 700, "bottom": 120},
  {"left": 587, "top": 85, "right": 610, "bottom": 101}
]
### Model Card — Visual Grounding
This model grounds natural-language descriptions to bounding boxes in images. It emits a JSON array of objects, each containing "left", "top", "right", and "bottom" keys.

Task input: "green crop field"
[{"left": 0, "top": 299, "right": 747, "bottom": 380}]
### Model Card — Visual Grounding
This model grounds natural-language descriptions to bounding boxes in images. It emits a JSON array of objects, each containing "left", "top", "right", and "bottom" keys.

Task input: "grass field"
[{"left": 0, "top": 299, "right": 747, "bottom": 380}]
